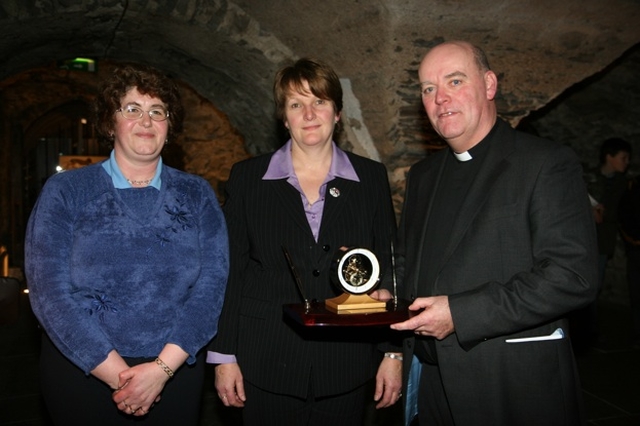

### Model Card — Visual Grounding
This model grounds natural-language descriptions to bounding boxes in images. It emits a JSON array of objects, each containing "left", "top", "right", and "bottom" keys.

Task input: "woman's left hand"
[
  {"left": 373, "top": 354, "right": 402, "bottom": 408},
  {"left": 112, "top": 362, "right": 169, "bottom": 416},
  {"left": 369, "top": 289, "right": 393, "bottom": 302}
]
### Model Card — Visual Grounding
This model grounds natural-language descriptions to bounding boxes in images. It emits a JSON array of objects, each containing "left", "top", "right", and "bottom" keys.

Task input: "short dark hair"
[
  {"left": 469, "top": 43, "right": 491, "bottom": 73},
  {"left": 273, "top": 58, "right": 343, "bottom": 121},
  {"left": 93, "top": 64, "right": 184, "bottom": 147},
  {"left": 599, "top": 137, "right": 632, "bottom": 164}
]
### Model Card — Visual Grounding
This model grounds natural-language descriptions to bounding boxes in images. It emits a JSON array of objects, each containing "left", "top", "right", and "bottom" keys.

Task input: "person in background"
[
  {"left": 24, "top": 64, "right": 229, "bottom": 425},
  {"left": 583, "top": 137, "right": 631, "bottom": 344},
  {"left": 618, "top": 173, "right": 640, "bottom": 349},
  {"left": 207, "top": 57, "right": 401, "bottom": 425},
  {"left": 389, "top": 41, "right": 598, "bottom": 425},
  {"left": 586, "top": 138, "right": 631, "bottom": 288}
]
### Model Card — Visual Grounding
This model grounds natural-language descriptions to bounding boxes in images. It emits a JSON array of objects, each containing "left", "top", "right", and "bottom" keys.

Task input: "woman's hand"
[
  {"left": 369, "top": 289, "right": 393, "bottom": 301},
  {"left": 374, "top": 354, "right": 402, "bottom": 408},
  {"left": 215, "top": 362, "right": 246, "bottom": 407},
  {"left": 112, "top": 362, "right": 168, "bottom": 416},
  {"left": 90, "top": 350, "right": 130, "bottom": 391},
  {"left": 112, "top": 343, "right": 188, "bottom": 416}
]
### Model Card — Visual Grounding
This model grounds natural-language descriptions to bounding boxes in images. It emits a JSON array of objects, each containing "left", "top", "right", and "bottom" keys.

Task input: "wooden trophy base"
[
  {"left": 283, "top": 298, "right": 411, "bottom": 327},
  {"left": 325, "top": 293, "right": 387, "bottom": 313}
]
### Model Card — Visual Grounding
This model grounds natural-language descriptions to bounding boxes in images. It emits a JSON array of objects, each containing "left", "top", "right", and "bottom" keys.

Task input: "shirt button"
[{"left": 312, "top": 269, "right": 320, "bottom": 277}]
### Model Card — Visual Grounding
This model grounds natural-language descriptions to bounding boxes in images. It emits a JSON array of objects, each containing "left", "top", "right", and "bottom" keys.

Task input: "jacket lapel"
[
  {"left": 318, "top": 178, "right": 356, "bottom": 241},
  {"left": 270, "top": 179, "right": 314, "bottom": 237},
  {"left": 411, "top": 157, "right": 447, "bottom": 296}
]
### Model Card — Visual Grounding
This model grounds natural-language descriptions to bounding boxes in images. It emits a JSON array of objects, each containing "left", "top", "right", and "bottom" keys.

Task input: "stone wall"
[{"left": 1, "top": 0, "right": 640, "bottom": 292}]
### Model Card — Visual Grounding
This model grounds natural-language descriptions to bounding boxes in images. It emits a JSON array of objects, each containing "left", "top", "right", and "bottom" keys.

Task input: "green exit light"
[{"left": 58, "top": 58, "right": 97, "bottom": 72}]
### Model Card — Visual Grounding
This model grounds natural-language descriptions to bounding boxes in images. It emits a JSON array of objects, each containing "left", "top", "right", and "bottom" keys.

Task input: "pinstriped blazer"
[{"left": 209, "top": 147, "right": 396, "bottom": 398}]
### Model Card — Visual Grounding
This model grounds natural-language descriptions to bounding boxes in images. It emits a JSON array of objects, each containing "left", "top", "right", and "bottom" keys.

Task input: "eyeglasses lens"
[{"left": 118, "top": 106, "right": 169, "bottom": 121}]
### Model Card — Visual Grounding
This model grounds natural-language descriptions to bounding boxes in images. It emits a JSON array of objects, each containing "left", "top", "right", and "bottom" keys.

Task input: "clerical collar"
[
  {"left": 450, "top": 120, "right": 499, "bottom": 163},
  {"left": 453, "top": 151, "right": 473, "bottom": 162}
]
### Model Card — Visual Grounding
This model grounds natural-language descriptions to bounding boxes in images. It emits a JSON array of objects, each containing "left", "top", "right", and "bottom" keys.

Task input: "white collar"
[{"left": 453, "top": 151, "right": 473, "bottom": 162}]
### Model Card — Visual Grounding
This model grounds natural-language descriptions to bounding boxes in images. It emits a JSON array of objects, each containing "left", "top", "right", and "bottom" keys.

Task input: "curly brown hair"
[{"left": 93, "top": 63, "right": 184, "bottom": 147}]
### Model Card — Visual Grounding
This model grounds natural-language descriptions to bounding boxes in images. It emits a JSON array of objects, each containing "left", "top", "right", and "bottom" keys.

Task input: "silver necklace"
[{"left": 126, "top": 178, "right": 152, "bottom": 186}]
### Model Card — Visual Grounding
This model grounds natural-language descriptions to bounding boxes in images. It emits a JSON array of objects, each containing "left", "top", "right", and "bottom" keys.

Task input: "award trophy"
[
  {"left": 325, "top": 247, "right": 386, "bottom": 313},
  {"left": 282, "top": 245, "right": 410, "bottom": 326}
]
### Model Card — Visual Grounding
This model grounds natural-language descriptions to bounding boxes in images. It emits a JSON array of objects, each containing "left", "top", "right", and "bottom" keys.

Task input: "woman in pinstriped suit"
[{"left": 207, "top": 58, "right": 402, "bottom": 425}]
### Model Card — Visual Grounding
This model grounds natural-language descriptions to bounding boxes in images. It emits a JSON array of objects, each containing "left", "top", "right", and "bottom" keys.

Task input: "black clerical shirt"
[{"left": 415, "top": 124, "right": 497, "bottom": 364}]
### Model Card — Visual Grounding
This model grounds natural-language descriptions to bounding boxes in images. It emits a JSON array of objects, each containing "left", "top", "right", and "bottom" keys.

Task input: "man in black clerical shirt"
[{"left": 388, "top": 40, "right": 598, "bottom": 426}]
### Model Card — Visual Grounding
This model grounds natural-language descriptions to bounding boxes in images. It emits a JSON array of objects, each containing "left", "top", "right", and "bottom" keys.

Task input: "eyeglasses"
[{"left": 116, "top": 104, "right": 169, "bottom": 121}]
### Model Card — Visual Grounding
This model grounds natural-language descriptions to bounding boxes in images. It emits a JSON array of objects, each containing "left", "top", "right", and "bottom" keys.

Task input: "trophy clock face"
[{"left": 334, "top": 247, "right": 380, "bottom": 294}]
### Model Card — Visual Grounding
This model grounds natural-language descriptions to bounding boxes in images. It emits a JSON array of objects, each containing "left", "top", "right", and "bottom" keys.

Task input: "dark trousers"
[
  {"left": 627, "top": 250, "right": 640, "bottom": 341},
  {"left": 417, "top": 361, "right": 455, "bottom": 426},
  {"left": 242, "top": 378, "right": 369, "bottom": 426},
  {"left": 39, "top": 334, "right": 205, "bottom": 426}
]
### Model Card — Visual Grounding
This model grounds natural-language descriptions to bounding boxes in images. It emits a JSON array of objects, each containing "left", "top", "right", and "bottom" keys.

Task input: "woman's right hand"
[
  {"left": 91, "top": 350, "right": 130, "bottom": 390},
  {"left": 214, "top": 362, "right": 246, "bottom": 407}
]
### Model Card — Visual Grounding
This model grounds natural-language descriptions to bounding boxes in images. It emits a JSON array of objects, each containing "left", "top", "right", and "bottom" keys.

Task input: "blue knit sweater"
[{"left": 25, "top": 162, "right": 229, "bottom": 374}]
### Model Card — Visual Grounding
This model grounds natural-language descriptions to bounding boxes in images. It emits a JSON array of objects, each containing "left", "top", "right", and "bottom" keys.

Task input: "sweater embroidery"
[
  {"left": 146, "top": 233, "right": 172, "bottom": 257},
  {"left": 85, "top": 293, "right": 118, "bottom": 322},
  {"left": 165, "top": 194, "right": 193, "bottom": 233},
  {"left": 155, "top": 234, "right": 172, "bottom": 247}
]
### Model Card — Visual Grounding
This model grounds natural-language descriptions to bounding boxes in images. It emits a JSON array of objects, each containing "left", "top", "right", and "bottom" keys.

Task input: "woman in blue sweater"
[{"left": 25, "top": 64, "right": 229, "bottom": 425}]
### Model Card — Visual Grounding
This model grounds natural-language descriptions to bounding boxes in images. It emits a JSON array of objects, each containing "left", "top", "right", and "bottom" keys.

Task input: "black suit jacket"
[
  {"left": 396, "top": 119, "right": 598, "bottom": 425},
  {"left": 209, "top": 148, "right": 396, "bottom": 398}
]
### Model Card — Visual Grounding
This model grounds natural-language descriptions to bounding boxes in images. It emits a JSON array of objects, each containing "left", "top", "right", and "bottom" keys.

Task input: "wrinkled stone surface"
[
  {"left": 1, "top": 0, "right": 640, "bottom": 269},
  {"left": 1, "top": 0, "right": 638, "bottom": 160}
]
